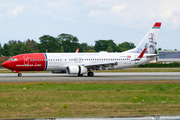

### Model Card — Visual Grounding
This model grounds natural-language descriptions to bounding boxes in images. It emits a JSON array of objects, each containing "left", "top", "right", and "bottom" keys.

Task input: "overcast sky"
[{"left": 0, "top": 0, "right": 180, "bottom": 50}]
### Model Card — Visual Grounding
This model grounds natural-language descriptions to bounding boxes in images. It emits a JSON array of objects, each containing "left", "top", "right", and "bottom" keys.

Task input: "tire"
[
  {"left": 18, "top": 73, "right": 22, "bottom": 77},
  {"left": 90, "top": 72, "right": 94, "bottom": 76},
  {"left": 88, "top": 72, "right": 94, "bottom": 77}
]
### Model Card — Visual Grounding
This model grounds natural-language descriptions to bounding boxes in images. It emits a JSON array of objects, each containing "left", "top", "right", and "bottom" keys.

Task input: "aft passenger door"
[{"left": 134, "top": 55, "right": 138, "bottom": 64}]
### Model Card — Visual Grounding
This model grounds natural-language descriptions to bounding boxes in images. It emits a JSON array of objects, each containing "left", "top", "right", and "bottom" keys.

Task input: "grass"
[{"left": 0, "top": 81, "right": 180, "bottom": 119}]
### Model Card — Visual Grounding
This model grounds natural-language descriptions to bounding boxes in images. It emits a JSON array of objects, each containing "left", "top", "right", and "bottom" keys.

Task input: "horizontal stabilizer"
[{"left": 146, "top": 52, "right": 176, "bottom": 58}]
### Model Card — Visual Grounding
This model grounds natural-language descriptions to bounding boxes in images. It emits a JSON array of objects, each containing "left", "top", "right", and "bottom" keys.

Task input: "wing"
[{"left": 84, "top": 62, "right": 118, "bottom": 70}]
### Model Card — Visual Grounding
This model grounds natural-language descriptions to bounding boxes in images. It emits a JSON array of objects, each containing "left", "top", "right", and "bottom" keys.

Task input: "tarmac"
[{"left": 0, "top": 72, "right": 180, "bottom": 82}]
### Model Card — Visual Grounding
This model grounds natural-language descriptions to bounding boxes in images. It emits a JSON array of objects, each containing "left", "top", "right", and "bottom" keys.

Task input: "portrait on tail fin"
[{"left": 145, "top": 33, "right": 157, "bottom": 54}]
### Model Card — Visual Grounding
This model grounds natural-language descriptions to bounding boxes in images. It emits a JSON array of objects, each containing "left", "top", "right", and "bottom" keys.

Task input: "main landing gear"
[
  {"left": 18, "top": 73, "right": 22, "bottom": 77},
  {"left": 78, "top": 74, "right": 83, "bottom": 76},
  {"left": 87, "top": 72, "right": 94, "bottom": 77}
]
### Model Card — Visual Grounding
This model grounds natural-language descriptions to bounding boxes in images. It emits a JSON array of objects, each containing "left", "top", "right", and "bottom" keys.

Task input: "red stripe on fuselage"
[{"left": 5, "top": 53, "right": 46, "bottom": 71}]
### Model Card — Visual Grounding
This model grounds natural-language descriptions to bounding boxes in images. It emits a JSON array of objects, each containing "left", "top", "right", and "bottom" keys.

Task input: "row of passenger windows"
[
  {"left": 30, "top": 58, "right": 130, "bottom": 62},
  {"left": 30, "top": 59, "right": 62, "bottom": 61},
  {"left": 70, "top": 58, "right": 130, "bottom": 61}
]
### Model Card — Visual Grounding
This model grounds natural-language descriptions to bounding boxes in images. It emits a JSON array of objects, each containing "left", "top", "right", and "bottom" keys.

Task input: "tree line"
[
  {"left": 0, "top": 33, "right": 136, "bottom": 56},
  {"left": 138, "top": 62, "right": 180, "bottom": 68}
]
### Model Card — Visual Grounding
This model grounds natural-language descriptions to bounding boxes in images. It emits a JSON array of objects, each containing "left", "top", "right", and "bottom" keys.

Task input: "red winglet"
[
  {"left": 138, "top": 48, "right": 147, "bottom": 58},
  {"left": 153, "top": 22, "right": 161, "bottom": 28},
  {"left": 75, "top": 48, "right": 79, "bottom": 53}
]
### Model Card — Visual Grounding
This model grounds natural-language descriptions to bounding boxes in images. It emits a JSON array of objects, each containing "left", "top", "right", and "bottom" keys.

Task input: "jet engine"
[{"left": 66, "top": 65, "right": 87, "bottom": 75}]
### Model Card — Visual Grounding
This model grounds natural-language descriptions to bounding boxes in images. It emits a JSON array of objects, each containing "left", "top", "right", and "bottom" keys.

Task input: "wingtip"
[
  {"left": 75, "top": 48, "right": 79, "bottom": 53},
  {"left": 153, "top": 22, "right": 161, "bottom": 28}
]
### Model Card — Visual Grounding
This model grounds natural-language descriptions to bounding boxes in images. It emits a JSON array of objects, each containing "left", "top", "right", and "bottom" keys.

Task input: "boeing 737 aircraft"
[{"left": 2, "top": 22, "right": 163, "bottom": 77}]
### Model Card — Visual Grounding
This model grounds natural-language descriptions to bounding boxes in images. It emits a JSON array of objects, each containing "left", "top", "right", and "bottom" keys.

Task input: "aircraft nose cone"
[{"left": 1, "top": 61, "right": 9, "bottom": 68}]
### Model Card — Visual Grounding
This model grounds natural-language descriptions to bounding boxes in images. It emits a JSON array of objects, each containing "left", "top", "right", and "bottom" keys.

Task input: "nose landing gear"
[{"left": 12, "top": 70, "right": 22, "bottom": 77}]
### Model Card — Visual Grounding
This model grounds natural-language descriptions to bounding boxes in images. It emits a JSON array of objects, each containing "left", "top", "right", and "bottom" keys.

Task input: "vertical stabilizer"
[{"left": 125, "top": 22, "right": 161, "bottom": 54}]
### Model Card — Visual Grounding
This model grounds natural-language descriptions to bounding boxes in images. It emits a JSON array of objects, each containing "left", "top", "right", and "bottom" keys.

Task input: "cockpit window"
[{"left": 9, "top": 58, "right": 17, "bottom": 61}]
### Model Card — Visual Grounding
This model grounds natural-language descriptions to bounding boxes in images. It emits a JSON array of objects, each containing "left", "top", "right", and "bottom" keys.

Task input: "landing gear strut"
[
  {"left": 18, "top": 73, "right": 22, "bottom": 77},
  {"left": 78, "top": 74, "right": 83, "bottom": 76},
  {"left": 87, "top": 72, "right": 94, "bottom": 77}
]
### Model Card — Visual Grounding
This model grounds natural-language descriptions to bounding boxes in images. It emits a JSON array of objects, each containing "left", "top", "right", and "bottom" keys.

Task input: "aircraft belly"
[
  {"left": 46, "top": 62, "right": 66, "bottom": 71},
  {"left": 116, "top": 62, "right": 135, "bottom": 69}
]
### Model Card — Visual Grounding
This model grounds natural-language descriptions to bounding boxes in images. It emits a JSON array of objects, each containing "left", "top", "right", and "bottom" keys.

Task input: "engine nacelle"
[
  {"left": 51, "top": 71, "right": 66, "bottom": 74},
  {"left": 66, "top": 65, "right": 87, "bottom": 75}
]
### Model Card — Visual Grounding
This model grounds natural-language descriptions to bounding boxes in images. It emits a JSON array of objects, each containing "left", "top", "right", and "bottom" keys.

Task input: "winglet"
[
  {"left": 138, "top": 48, "right": 147, "bottom": 58},
  {"left": 75, "top": 48, "right": 79, "bottom": 53}
]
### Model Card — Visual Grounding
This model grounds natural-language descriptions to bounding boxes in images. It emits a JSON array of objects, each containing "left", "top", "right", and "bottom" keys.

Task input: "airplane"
[{"left": 2, "top": 22, "right": 164, "bottom": 77}]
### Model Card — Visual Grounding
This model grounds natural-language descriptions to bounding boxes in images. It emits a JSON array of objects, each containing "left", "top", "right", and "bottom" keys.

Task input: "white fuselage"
[{"left": 45, "top": 52, "right": 155, "bottom": 71}]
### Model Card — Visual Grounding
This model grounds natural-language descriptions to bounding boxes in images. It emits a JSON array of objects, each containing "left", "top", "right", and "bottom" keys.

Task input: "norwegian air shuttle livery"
[{"left": 2, "top": 22, "right": 162, "bottom": 77}]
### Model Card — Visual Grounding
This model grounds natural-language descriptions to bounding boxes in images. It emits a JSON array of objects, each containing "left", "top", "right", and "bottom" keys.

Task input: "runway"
[{"left": 0, "top": 72, "right": 180, "bottom": 82}]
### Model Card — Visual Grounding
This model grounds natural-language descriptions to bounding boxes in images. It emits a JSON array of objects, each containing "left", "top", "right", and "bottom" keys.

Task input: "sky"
[{"left": 0, "top": 0, "right": 180, "bottom": 50}]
